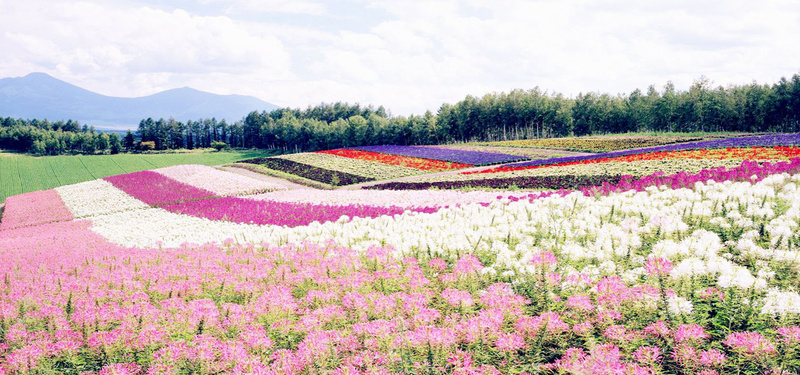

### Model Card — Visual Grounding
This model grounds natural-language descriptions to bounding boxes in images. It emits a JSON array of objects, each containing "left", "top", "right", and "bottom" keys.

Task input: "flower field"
[
  {"left": 475, "top": 135, "right": 714, "bottom": 152},
  {"left": 2, "top": 135, "right": 800, "bottom": 374},
  {"left": 351, "top": 145, "right": 528, "bottom": 166}
]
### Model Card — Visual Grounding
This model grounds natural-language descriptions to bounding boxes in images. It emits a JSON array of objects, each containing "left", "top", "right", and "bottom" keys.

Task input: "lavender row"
[
  {"left": 507, "top": 132, "right": 800, "bottom": 168},
  {"left": 352, "top": 145, "right": 529, "bottom": 166}
]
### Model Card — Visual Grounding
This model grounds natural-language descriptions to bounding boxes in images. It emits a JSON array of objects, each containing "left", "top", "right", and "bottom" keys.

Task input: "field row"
[
  {"left": 0, "top": 150, "right": 275, "bottom": 203},
  {"left": 2, "top": 156, "right": 800, "bottom": 373}
]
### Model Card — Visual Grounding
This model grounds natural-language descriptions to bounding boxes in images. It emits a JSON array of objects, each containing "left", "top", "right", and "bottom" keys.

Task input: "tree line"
[
  {"left": 1, "top": 74, "right": 799, "bottom": 155},
  {"left": 0, "top": 118, "right": 123, "bottom": 155}
]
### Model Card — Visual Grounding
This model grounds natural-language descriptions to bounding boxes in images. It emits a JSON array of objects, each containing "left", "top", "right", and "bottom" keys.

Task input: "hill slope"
[{"left": 0, "top": 72, "right": 279, "bottom": 130}]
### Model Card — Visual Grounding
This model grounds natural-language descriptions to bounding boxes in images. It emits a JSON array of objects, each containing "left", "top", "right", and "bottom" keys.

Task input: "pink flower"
[
  {"left": 643, "top": 320, "right": 671, "bottom": 338},
  {"left": 777, "top": 326, "right": 800, "bottom": 346},
  {"left": 644, "top": 257, "right": 673, "bottom": 276},
  {"left": 530, "top": 251, "right": 558, "bottom": 269},
  {"left": 674, "top": 324, "right": 709, "bottom": 343},
  {"left": 429, "top": 258, "right": 448, "bottom": 271},
  {"left": 572, "top": 321, "right": 593, "bottom": 336},
  {"left": 566, "top": 295, "right": 594, "bottom": 311},
  {"left": 724, "top": 331, "right": 777, "bottom": 356},
  {"left": 699, "top": 349, "right": 726, "bottom": 366},
  {"left": 453, "top": 254, "right": 483, "bottom": 275},
  {"left": 441, "top": 288, "right": 475, "bottom": 308},
  {"left": 98, "top": 362, "right": 143, "bottom": 375},
  {"left": 495, "top": 333, "right": 527, "bottom": 352},
  {"left": 632, "top": 346, "right": 661, "bottom": 365}
]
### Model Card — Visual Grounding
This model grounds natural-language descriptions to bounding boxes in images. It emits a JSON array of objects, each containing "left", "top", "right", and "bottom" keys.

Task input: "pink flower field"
[{"left": 1, "top": 159, "right": 800, "bottom": 374}]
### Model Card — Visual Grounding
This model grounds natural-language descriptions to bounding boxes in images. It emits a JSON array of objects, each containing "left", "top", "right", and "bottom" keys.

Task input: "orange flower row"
[
  {"left": 317, "top": 149, "right": 473, "bottom": 171},
  {"left": 468, "top": 147, "right": 800, "bottom": 175}
]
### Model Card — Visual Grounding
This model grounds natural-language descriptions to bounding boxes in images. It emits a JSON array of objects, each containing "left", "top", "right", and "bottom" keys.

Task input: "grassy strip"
[
  {"left": 239, "top": 157, "right": 374, "bottom": 186},
  {"left": 221, "top": 164, "right": 336, "bottom": 190},
  {"left": 0, "top": 150, "right": 278, "bottom": 203},
  {"left": 365, "top": 174, "right": 623, "bottom": 190}
]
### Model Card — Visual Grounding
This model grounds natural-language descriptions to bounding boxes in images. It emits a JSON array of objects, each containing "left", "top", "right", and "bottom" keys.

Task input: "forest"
[{"left": 1, "top": 74, "right": 799, "bottom": 155}]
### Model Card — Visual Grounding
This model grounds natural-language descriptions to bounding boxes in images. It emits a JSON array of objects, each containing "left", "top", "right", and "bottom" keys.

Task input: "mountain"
[{"left": 0, "top": 73, "right": 280, "bottom": 130}]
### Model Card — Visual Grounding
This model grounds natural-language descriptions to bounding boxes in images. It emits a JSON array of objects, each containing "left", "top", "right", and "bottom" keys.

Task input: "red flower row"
[{"left": 317, "top": 149, "right": 473, "bottom": 171}]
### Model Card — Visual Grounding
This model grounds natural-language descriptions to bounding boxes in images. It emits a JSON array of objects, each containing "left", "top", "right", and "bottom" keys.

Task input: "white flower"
[
  {"left": 668, "top": 296, "right": 694, "bottom": 316},
  {"left": 761, "top": 288, "right": 800, "bottom": 316},
  {"left": 717, "top": 267, "right": 756, "bottom": 289}
]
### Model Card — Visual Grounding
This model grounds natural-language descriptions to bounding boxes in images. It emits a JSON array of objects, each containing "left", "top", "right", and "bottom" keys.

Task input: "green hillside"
[{"left": 0, "top": 150, "right": 275, "bottom": 203}]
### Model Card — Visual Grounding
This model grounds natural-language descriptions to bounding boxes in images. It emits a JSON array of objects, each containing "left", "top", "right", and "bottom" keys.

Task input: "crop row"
[
  {"left": 352, "top": 145, "right": 528, "bottom": 166},
  {"left": 505, "top": 133, "right": 800, "bottom": 168},
  {"left": 277, "top": 152, "right": 424, "bottom": 179},
  {"left": 239, "top": 157, "right": 374, "bottom": 186},
  {"left": 478, "top": 135, "right": 708, "bottom": 152},
  {"left": 469, "top": 146, "right": 800, "bottom": 176},
  {"left": 154, "top": 164, "right": 287, "bottom": 196},
  {"left": 365, "top": 174, "right": 623, "bottom": 191},
  {"left": 316, "top": 148, "right": 472, "bottom": 171},
  {"left": 427, "top": 144, "right": 581, "bottom": 159}
]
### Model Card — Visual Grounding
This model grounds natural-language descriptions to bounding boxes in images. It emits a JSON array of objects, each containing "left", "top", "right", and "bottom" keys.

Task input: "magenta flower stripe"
[
  {"left": 104, "top": 170, "right": 216, "bottom": 206},
  {"left": 162, "top": 196, "right": 439, "bottom": 227}
]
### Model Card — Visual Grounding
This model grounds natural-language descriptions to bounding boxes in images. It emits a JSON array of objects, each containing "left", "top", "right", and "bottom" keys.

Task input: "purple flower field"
[{"left": 352, "top": 145, "right": 529, "bottom": 166}]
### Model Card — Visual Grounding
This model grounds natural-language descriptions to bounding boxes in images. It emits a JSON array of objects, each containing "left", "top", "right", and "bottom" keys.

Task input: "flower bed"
[
  {"left": 55, "top": 179, "right": 150, "bottom": 218},
  {"left": 249, "top": 189, "right": 535, "bottom": 208},
  {"left": 316, "top": 149, "right": 472, "bottom": 171},
  {"left": 277, "top": 152, "right": 425, "bottom": 178},
  {"left": 153, "top": 164, "right": 288, "bottom": 196},
  {"left": 162, "top": 196, "right": 438, "bottom": 227},
  {"left": 479, "top": 135, "right": 708, "bottom": 152},
  {"left": 239, "top": 157, "right": 374, "bottom": 186},
  {"left": 104, "top": 170, "right": 216, "bottom": 206},
  {"left": 352, "top": 145, "right": 528, "bottom": 166},
  {"left": 0, "top": 189, "right": 73, "bottom": 230},
  {"left": 3, "top": 164, "right": 800, "bottom": 373},
  {"left": 474, "top": 146, "right": 800, "bottom": 175},
  {"left": 504, "top": 133, "right": 800, "bottom": 168},
  {"left": 365, "top": 174, "right": 623, "bottom": 191}
]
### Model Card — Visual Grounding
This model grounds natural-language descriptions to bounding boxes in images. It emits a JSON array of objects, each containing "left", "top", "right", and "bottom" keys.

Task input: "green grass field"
[{"left": 0, "top": 150, "right": 275, "bottom": 203}]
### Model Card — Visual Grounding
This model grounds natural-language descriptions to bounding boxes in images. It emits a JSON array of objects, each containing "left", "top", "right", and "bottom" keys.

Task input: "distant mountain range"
[{"left": 0, "top": 72, "right": 280, "bottom": 130}]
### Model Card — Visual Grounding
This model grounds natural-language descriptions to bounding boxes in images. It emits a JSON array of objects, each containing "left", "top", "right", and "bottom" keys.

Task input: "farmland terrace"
[{"left": 1, "top": 132, "right": 800, "bottom": 374}]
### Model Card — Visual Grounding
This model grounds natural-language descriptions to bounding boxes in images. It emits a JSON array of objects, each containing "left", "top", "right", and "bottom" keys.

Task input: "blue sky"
[{"left": 2, "top": 0, "right": 799, "bottom": 116}]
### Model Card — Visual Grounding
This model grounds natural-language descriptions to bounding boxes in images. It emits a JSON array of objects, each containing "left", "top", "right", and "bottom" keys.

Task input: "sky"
[{"left": 1, "top": 0, "right": 799, "bottom": 116}]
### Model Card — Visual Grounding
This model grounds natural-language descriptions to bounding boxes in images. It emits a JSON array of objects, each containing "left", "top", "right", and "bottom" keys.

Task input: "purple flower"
[{"left": 353, "top": 145, "right": 528, "bottom": 166}]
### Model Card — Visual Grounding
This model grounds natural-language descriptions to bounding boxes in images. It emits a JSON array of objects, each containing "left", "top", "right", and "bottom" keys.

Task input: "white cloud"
[{"left": 1, "top": 0, "right": 799, "bottom": 116}]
